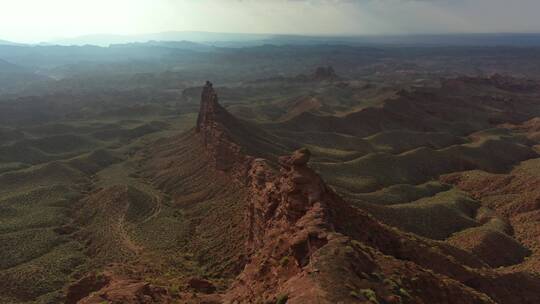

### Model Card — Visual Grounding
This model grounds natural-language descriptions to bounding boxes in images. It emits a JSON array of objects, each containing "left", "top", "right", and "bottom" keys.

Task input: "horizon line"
[{"left": 4, "top": 30, "right": 540, "bottom": 46}]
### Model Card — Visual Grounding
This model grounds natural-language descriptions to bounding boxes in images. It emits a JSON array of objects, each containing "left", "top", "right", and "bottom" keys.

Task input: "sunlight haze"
[{"left": 2, "top": 0, "right": 540, "bottom": 43}]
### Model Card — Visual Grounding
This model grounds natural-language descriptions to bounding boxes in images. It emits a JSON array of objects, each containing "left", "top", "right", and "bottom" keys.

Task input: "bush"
[
  {"left": 276, "top": 293, "right": 288, "bottom": 304},
  {"left": 399, "top": 288, "right": 411, "bottom": 298},
  {"left": 360, "top": 289, "right": 379, "bottom": 304}
]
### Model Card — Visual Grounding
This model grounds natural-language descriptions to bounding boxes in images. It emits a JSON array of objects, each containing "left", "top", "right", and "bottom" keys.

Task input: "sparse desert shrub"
[
  {"left": 279, "top": 256, "right": 290, "bottom": 267},
  {"left": 360, "top": 289, "right": 379, "bottom": 304},
  {"left": 383, "top": 278, "right": 399, "bottom": 291},
  {"left": 370, "top": 272, "right": 384, "bottom": 282},
  {"left": 399, "top": 288, "right": 411, "bottom": 298},
  {"left": 276, "top": 293, "right": 288, "bottom": 304},
  {"left": 169, "top": 285, "right": 180, "bottom": 296}
]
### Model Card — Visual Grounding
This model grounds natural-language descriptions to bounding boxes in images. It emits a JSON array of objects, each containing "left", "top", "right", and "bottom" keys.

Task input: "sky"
[{"left": 1, "top": 0, "right": 540, "bottom": 43}]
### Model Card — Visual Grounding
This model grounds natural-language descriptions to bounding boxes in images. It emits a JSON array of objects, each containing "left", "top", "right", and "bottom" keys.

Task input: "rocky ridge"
[
  {"left": 195, "top": 82, "right": 540, "bottom": 303},
  {"left": 70, "top": 81, "right": 540, "bottom": 303}
]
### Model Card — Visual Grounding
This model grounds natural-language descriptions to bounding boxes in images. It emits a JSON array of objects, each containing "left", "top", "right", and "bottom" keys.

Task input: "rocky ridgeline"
[
  {"left": 229, "top": 146, "right": 347, "bottom": 303},
  {"left": 246, "top": 147, "right": 331, "bottom": 250},
  {"left": 226, "top": 133, "right": 499, "bottom": 304},
  {"left": 196, "top": 83, "right": 354, "bottom": 302},
  {"left": 196, "top": 83, "right": 540, "bottom": 304},
  {"left": 70, "top": 81, "right": 540, "bottom": 304},
  {"left": 196, "top": 83, "right": 337, "bottom": 267}
]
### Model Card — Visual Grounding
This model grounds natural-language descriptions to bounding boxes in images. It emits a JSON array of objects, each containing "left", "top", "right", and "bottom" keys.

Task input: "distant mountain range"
[
  {"left": 48, "top": 31, "right": 275, "bottom": 47},
  {"left": 110, "top": 40, "right": 216, "bottom": 51},
  {"left": 0, "top": 39, "right": 24, "bottom": 46},
  {"left": 45, "top": 31, "right": 540, "bottom": 47},
  {"left": 4, "top": 31, "right": 540, "bottom": 48}
]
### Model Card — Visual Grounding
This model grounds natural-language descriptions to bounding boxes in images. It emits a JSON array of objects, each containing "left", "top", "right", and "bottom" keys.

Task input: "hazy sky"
[{"left": 1, "top": 0, "right": 540, "bottom": 43}]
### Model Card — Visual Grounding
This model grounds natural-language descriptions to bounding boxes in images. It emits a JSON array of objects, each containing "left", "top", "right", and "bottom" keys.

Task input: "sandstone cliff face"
[
  {"left": 246, "top": 148, "right": 331, "bottom": 251},
  {"left": 229, "top": 148, "right": 335, "bottom": 303}
]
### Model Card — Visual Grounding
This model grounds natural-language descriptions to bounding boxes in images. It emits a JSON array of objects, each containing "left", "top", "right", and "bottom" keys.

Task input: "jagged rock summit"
[
  {"left": 196, "top": 81, "right": 220, "bottom": 132},
  {"left": 195, "top": 81, "right": 251, "bottom": 179}
]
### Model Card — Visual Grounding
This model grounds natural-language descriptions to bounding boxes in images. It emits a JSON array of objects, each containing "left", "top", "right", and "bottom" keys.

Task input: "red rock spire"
[{"left": 196, "top": 81, "right": 219, "bottom": 133}]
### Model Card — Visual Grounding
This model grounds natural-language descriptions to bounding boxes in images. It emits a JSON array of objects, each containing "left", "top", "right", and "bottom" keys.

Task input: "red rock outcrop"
[
  {"left": 195, "top": 81, "right": 252, "bottom": 181},
  {"left": 66, "top": 271, "right": 170, "bottom": 304}
]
